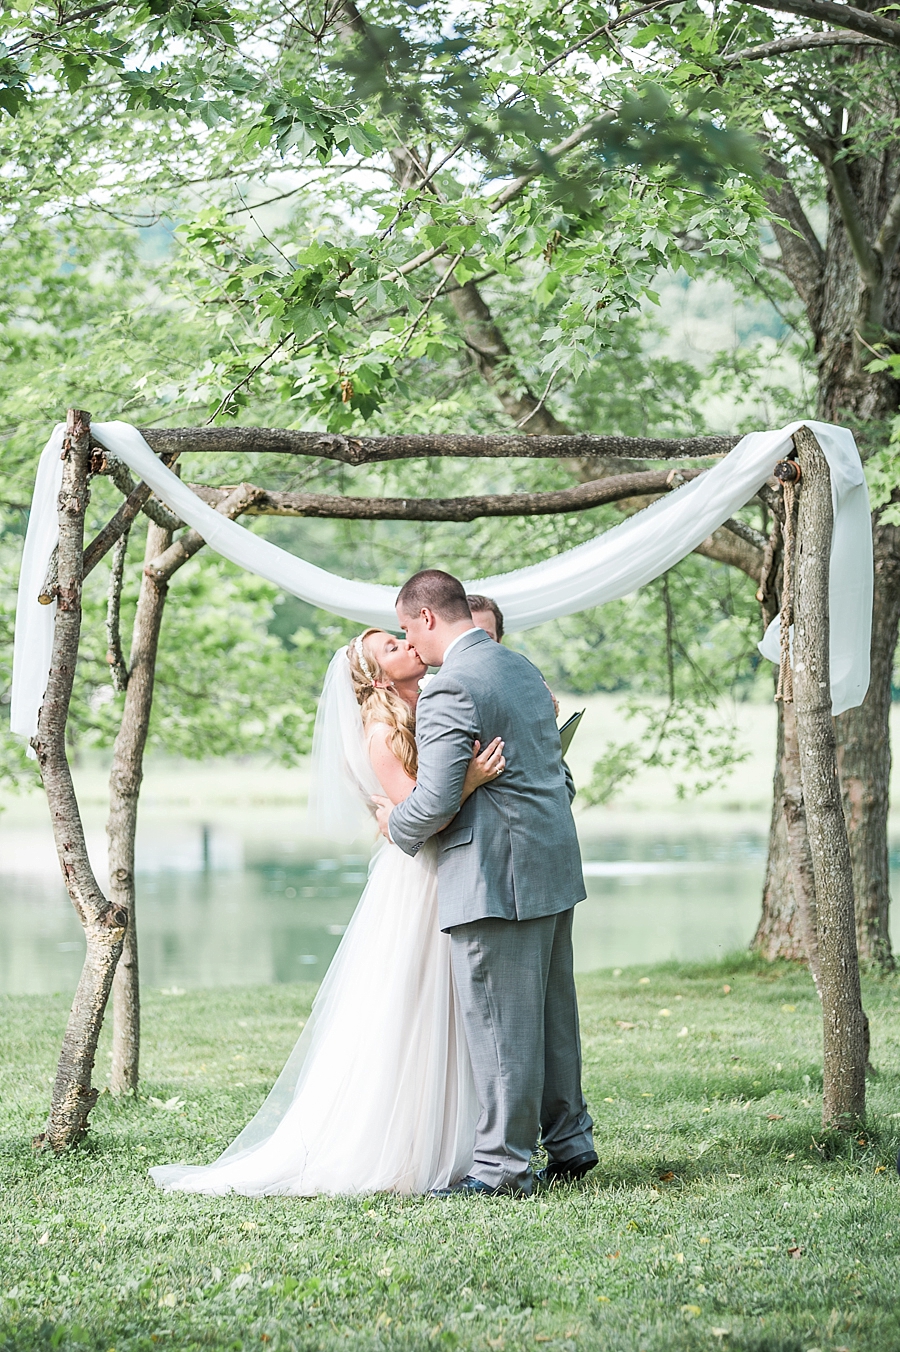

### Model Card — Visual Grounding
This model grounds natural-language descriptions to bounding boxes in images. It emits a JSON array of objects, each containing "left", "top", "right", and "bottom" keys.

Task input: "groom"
[{"left": 373, "top": 569, "right": 596, "bottom": 1197}]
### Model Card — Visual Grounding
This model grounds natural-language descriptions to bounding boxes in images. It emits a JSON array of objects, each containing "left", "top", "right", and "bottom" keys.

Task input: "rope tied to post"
[{"left": 773, "top": 457, "right": 801, "bottom": 704}]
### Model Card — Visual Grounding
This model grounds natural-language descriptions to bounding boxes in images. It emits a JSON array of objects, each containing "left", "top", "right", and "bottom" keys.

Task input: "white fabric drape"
[{"left": 11, "top": 417, "right": 873, "bottom": 743}]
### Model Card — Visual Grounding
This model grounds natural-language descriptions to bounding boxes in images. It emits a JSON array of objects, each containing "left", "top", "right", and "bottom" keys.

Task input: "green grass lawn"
[{"left": 3, "top": 955, "right": 900, "bottom": 1352}]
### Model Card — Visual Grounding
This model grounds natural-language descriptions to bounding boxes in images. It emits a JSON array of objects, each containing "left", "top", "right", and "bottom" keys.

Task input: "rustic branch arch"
[{"left": 26, "top": 410, "right": 866, "bottom": 1148}]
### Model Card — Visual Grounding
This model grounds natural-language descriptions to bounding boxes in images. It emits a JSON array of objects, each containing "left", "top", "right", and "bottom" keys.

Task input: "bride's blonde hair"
[{"left": 347, "top": 629, "right": 418, "bottom": 779}]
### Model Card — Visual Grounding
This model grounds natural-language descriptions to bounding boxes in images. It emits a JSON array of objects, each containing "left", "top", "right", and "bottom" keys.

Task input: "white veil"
[
  {"left": 307, "top": 644, "right": 383, "bottom": 843},
  {"left": 152, "top": 645, "right": 387, "bottom": 1186}
]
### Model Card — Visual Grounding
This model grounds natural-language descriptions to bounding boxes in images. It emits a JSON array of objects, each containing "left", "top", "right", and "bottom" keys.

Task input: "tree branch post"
[
  {"left": 105, "top": 528, "right": 129, "bottom": 693},
  {"left": 781, "top": 700, "right": 822, "bottom": 993},
  {"left": 31, "top": 409, "right": 129, "bottom": 1150},
  {"left": 770, "top": 475, "right": 821, "bottom": 986},
  {"left": 108, "top": 519, "right": 173, "bottom": 1094},
  {"left": 792, "top": 425, "right": 868, "bottom": 1128}
]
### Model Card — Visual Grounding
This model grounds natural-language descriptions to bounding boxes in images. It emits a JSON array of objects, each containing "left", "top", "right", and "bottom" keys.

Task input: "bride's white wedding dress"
[{"left": 150, "top": 651, "right": 478, "bottom": 1197}]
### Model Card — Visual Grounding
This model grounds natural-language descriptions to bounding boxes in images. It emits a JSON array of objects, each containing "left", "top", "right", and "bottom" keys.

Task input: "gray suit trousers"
[{"left": 449, "top": 908, "right": 594, "bottom": 1194}]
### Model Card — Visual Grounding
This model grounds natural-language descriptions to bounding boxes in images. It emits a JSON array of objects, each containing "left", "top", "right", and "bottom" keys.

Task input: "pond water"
[
  {"left": 0, "top": 813, "right": 780, "bottom": 996},
  {"left": 5, "top": 789, "right": 891, "bottom": 1000}
]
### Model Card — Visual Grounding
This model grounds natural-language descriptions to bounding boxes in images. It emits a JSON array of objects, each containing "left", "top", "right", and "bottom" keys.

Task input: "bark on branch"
[
  {"left": 724, "top": 31, "right": 887, "bottom": 63},
  {"left": 172, "top": 472, "right": 764, "bottom": 578},
  {"left": 694, "top": 523, "right": 765, "bottom": 580},
  {"left": 108, "top": 520, "right": 174, "bottom": 1094},
  {"left": 105, "top": 529, "right": 129, "bottom": 693},
  {"left": 762, "top": 154, "right": 825, "bottom": 329},
  {"left": 781, "top": 700, "right": 822, "bottom": 993},
  {"left": 32, "top": 410, "right": 129, "bottom": 1151},
  {"left": 186, "top": 467, "right": 709, "bottom": 521},
  {"left": 792, "top": 425, "right": 868, "bottom": 1128},
  {"left": 874, "top": 182, "right": 900, "bottom": 276},
  {"left": 133, "top": 427, "right": 740, "bottom": 463},
  {"left": 82, "top": 449, "right": 180, "bottom": 579},
  {"left": 145, "top": 482, "right": 267, "bottom": 582},
  {"left": 825, "top": 157, "right": 883, "bottom": 291},
  {"left": 101, "top": 451, "right": 183, "bottom": 531},
  {"left": 743, "top": 0, "right": 900, "bottom": 50},
  {"left": 440, "top": 274, "right": 572, "bottom": 436}
]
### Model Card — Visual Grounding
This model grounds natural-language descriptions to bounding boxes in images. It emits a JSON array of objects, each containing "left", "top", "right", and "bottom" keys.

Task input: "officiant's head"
[
  {"left": 466, "top": 594, "right": 504, "bottom": 643},
  {"left": 396, "top": 570, "right": 473, "bottom": 667}
]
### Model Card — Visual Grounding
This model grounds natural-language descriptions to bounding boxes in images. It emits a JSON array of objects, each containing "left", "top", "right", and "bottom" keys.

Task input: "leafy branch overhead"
[
  {"left": 1, "top": 0, "right": 773, "bottom": 429},
  {"left": 4, "top": 0, "right": 900, "bottom": 804}
]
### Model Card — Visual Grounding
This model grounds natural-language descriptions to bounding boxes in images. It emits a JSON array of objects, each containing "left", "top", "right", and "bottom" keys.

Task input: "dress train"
[{"left": 150, "top": 841, "right": 477, "bottom": 1196}]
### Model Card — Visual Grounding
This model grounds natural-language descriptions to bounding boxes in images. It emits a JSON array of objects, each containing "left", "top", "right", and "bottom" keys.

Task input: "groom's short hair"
[{"left": 396, "top": 570, "right": 472, "bottom": 623}]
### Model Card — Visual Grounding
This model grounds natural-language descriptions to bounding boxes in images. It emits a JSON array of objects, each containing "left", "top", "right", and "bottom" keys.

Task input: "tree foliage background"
[{"left": 4, "top": 0, "right": 896, "bottom": 801}]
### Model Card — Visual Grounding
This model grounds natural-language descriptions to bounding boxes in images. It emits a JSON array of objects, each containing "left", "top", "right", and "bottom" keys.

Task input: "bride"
[{"left": 150, "top": 629, "right": 505, "bottom": 1196}]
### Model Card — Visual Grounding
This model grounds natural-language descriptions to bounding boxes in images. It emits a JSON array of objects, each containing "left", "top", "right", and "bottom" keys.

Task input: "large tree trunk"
[
  {"left": 815, "top": 123, "right": 900, "bottom": 967},
  {"left": 752, "top": 519, "right": 821, "bottom": 987},
  {"left": 833, "top": 513, "right": 900, "bottom": 969},
  {"left": 108, "top": 520, "right": 173, "bottom": 1093},
  {"left": 758, "top": 102, "right": 900, "bottom": 968},
  {"left": 756, "top": 513, "right": 898, "bottom": 975},
  {"left": 794, "top": 427, "right": 867, "bottom": 1128},
  {"left": 753, "top": 698, "right": 806, "bottom": 959},
  {"left": 32, "top": 411, "right": 129, "bottom": 1151}
]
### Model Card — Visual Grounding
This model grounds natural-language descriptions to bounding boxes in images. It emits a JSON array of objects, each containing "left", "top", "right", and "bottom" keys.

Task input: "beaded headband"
[{"left": 353, "top": 635, "right": 375, "bottom": 685}]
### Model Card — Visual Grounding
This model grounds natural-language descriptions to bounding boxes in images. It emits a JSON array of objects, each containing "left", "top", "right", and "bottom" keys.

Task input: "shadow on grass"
[
  {"left": 560, "top": 1115, "right": 900, "bottom": 1193},
  {"left": 581, "top": 951, "right": 808, "bottom": 984}
]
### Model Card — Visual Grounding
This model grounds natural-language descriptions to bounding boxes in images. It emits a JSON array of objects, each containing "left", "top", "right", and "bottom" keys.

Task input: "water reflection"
[{"left": 0, "top": 818, "right": 786, "bottom": 996}]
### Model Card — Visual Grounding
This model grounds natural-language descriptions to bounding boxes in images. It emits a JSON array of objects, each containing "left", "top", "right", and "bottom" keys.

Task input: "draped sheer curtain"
[{"left": 11, "top": 418, "right": 873, "bottom": 745}]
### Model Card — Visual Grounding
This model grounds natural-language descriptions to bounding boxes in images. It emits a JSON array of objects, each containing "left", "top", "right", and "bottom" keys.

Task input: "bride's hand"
[{"left": 463, "top": 736, "right": 505, "bottom": 796}]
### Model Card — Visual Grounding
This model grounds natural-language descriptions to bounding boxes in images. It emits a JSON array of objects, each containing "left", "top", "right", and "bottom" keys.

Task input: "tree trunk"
[
  {"left": 753, "top": 698, "right": 807, "bottom": 960},
  {"left": 32, "top": 410, "right": 129, "bottom": 1151},
  {"left": 793, "top": 427, "right": 867, "bottom": 1128},
  {"left": 108, "top": 520, "right": 173, "bottom": 1093},
  {"left": 834, "top": 513, "right": 900, "bottom": 969},
  {"left": 103, "top": 476, "right": 277, "bottom": 1091},
  {"left": 814, "top": 141, "right": 900, "bottom": 968},
  {"left": 758, "top": 515, "right": 899, "bottom": 972},
  {"left": 752, "top": 522, "right": 820, "bottom": 987},
  {"left": 757, "top": 73, "right": 900, "bottom": 970},
  {"left": 442, "top": 276, "right": 572, "bottom": 436}
]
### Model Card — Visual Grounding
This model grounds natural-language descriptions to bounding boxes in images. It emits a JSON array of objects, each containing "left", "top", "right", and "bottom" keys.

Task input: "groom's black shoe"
[
  {"left": 430, "top": 1175, "right": 525, "bottom": 1198},
  {"left": 535, "top": 1150, "right": 599, "bottom": 1186}
]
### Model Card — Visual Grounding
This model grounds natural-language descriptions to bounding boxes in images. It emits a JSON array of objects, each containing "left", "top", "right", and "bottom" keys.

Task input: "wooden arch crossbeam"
[
  {"left": 133, "top": 427, "right": 742, "bottom": 464},
  {"left": 84, "top": 425, "right": 767, "bottom": 585}
]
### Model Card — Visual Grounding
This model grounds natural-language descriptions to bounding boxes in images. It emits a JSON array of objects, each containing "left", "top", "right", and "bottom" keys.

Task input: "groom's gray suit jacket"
[{"left": 388, "top": 629, "right": 586, "bottom": 931}]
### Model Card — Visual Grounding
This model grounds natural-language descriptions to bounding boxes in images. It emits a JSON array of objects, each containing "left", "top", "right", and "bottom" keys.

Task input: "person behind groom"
[
  {"left": 466, "top": 594, "right": 504, "bottom": 644},
  {"left": 467, "top": 594, "right": 560, "bottom": 716}
]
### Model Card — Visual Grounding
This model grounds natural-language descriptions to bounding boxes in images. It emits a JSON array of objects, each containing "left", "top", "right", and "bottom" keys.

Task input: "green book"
[{"left": 558, "top": 710, "right": 585, "bottom": 757}]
